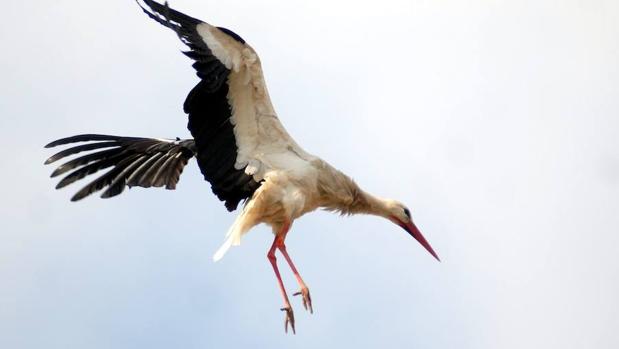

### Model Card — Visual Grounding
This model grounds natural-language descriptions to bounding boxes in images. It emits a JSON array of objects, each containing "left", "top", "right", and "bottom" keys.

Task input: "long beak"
[{"left": 401, "top": 221, "right": 440, "bottom": 262}]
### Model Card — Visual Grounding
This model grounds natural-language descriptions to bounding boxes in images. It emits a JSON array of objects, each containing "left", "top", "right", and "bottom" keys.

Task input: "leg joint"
[{"left": 267, "top": 249, "right": 277, "bottom": 262}]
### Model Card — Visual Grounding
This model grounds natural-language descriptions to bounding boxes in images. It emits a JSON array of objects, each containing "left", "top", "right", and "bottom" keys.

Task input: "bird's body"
[
  {"left": 216, "top": 157, "right": 369, "bottom": 258},
  {"left": 45, "top": 0, "right": 439, "bottom": 334}
]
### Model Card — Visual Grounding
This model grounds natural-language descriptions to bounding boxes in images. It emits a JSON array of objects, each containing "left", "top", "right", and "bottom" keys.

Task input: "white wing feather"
[{"left": 197, "top": 24, "right": 314, "bottom": 183}]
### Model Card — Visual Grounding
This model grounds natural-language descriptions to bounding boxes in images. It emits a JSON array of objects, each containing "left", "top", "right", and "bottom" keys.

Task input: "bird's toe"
[
  {"left": 280, "top": 306, "right": 296, "bottom": 334},
  {"left": 293, "top": 287, "right": 313, "bottom": 314}
]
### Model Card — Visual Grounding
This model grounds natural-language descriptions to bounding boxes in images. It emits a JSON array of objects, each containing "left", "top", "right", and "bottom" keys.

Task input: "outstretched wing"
[
  {"left": 138, "top": 0, "right": 312, "bottom": 211},
  {"left": 45, "top": 134, "right": 196, "bottom": 201}
]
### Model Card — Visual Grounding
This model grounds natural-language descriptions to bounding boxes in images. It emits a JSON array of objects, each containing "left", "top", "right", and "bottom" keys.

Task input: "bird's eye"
[{"left": 403, "top": 208, "right": 411, "bottom": 219}]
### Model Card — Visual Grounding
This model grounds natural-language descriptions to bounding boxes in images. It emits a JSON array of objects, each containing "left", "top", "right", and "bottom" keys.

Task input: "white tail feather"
[
  {"left": 213, "top": 234, "right": 234, "bottom": 262},
  {"left": 212, "top": 213, "right": 249, "bottom": 262}
]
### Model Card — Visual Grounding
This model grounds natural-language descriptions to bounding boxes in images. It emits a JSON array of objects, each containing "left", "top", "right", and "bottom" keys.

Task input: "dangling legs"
[
  {"left": 267, "top": 223, "right": 295, "bottom": 334},
  {"left": 267, "top": 221, "right": 314, "bottom": 333},
  {"left": 278, "top": 244, "right": 313, "bottom": 314}
]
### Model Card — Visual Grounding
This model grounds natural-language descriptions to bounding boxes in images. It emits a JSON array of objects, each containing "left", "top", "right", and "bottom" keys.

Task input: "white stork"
[{"left": 45, "top": 0, "right": 439, "bottom": 334}]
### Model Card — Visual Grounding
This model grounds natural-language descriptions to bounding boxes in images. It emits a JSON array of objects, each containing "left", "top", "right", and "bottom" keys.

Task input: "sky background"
[{"left": 1, "top": 0, "right": 618, "bottom": 348}]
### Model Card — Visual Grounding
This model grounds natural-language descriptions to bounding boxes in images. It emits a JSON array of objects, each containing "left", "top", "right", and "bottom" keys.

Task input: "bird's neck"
[
  {"left": 323, "top": 180, "right": 391, "bottom": 218},
  {"left": 353, "top": 190, "right": 392, "bottom": 218},
  {"left": 316, "top": 160, "right": 392, "bottom": 218}
]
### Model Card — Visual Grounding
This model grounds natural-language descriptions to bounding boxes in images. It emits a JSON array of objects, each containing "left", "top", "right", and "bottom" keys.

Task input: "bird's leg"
[
  {"left": 277, "top": 244, "right": 313, "bottom": 314},
  {"left": 267, "top": 225, "right": 295, "bottom": 334}
]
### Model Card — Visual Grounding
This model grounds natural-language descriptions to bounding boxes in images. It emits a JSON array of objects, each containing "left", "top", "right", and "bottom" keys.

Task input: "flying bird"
[{"left": 44, "top": 0, "right": 439, "bottom": 334}]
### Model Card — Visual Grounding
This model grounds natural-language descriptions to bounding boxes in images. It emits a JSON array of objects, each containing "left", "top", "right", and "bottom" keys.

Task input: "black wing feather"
[
  {"left": 56, "top": 153, "right": 127, "bottom": 189},
  {"left": 101, "top": 155, "right": 150, "bottom": 199},
  {"left": 139, "top": 0, "right": 262, "bottom": 211},
  {"left": 126, "top": 152, "right": 165, "bottom": 187},
  {"left": 45, "top": 134, "right": 196, "bottom": 200},
  {"left": 45, "top": 134, "right": 129, "bottom": 148},
  {"left": 45, "top": 141, "right": 119, "bottom": 165},
  {"left": 50, "top": 147, "right": 123, "bottom": 178}
]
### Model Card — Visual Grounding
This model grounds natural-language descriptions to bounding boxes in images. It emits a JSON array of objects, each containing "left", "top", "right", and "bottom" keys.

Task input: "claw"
[
  {"left": 281, "top": 306, "right": 296, "bottom": 334},
  {"left": 293, "top": 287, "right": 313, "bottom": 314}
]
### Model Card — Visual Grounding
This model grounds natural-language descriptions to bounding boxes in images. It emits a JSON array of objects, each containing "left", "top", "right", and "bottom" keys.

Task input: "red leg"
[
  {"left": 267, "top": 224, "right": 295, "bottom": 334},
  {"left": 278, "top": 244, "right": 313, "bottom": 313}
]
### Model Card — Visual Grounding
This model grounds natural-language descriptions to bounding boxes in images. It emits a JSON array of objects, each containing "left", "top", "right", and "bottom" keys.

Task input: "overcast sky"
[{"left": 1, "top": 0, "right": 618, "bottom": 348}]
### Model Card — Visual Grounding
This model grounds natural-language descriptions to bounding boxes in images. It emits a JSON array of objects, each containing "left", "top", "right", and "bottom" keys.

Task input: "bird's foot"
[
  {"left": 293, "top": 287, "right": 313, "bottom": 314},
  {"left": 281, "top": 306, "right": 296, "bottom": 334}
]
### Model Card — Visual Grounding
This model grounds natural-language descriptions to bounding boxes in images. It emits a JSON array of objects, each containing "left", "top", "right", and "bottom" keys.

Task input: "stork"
[{"left": 44, "top": 0, "right": 440, "bottom": 334}]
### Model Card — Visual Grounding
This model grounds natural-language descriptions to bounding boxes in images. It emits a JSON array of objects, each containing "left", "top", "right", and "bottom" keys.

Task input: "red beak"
[{"left": 401, "top": 220, "right": 440, "bottom": 262}]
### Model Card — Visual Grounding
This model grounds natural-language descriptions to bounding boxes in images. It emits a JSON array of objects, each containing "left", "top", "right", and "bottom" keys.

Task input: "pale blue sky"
[{"left": 1, "top": 0, "right": 618, "bottom": 348}]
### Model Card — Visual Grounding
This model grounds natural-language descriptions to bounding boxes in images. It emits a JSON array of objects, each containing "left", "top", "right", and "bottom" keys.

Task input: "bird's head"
[{"left": 382, "top": 200, "right": 440, "bottom": 262}]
